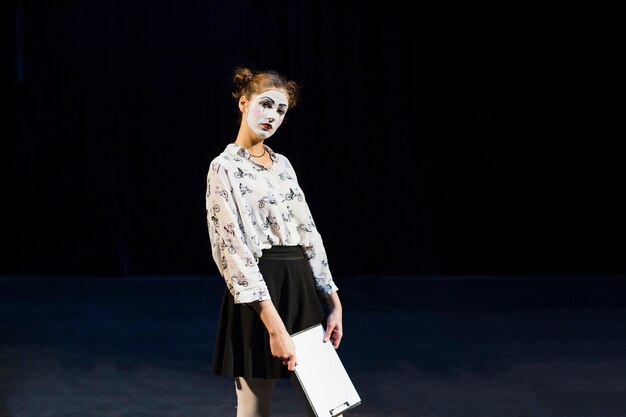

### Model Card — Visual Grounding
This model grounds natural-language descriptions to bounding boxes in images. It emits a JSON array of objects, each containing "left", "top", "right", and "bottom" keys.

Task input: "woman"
[{"left": 206, "top": 66, "right": 343, "bottom": 417}]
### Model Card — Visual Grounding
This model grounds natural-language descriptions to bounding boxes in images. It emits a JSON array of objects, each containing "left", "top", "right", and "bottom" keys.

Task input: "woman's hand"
[
  {"left": 254, "top": 299, "right": 298, "bottom": 371},
  {"left": 324, "top": 291, "right": 343, "bottom": 349},
  {"left": 269, "top": 330, "right": 298, "bottom": 371}
]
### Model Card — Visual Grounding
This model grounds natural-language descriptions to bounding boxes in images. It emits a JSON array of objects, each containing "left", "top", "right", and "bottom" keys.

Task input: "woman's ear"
[{"left": 238, "top": 96, "right": 247, "bottom": 113}]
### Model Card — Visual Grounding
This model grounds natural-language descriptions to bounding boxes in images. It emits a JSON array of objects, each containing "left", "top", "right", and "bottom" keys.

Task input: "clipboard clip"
[{"left": 330, "top": 401, "right": 350, "bottom": 416}]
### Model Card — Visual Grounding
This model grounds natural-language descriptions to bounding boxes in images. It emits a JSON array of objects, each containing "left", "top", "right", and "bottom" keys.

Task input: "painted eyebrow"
[{"left": 259, "top": 96, "right": 288, "bottom": 107}]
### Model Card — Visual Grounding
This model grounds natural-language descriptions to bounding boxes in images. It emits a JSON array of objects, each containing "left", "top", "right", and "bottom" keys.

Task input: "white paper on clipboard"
[{"left": 291, "top": 324, "right": 361, "bottom": 417}]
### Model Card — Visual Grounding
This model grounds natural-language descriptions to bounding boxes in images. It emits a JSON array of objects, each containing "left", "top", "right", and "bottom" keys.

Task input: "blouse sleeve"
[
  {"left": 300, "top": 202, "right": 339, "bottom": 297},
  {"left": 285, "top": 160, "right": 339, "bottom": 298},
  {"left": 206, "top": 161, "right": 270, "bottom": 304}
]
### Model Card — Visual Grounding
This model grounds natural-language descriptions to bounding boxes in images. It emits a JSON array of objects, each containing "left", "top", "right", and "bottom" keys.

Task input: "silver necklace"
[{"left": 248, "top": 147, "right": 266, "bottom": 158}]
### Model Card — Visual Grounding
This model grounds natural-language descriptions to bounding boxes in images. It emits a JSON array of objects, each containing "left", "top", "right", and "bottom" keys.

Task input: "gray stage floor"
[{"left": 1, "top": 275, "right": 626, "bottom": 417}]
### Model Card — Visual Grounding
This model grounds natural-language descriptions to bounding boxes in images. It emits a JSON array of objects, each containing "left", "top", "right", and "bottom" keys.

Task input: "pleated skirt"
[{"left": 211, "top": 245, "right": 326, "bottom": 379}]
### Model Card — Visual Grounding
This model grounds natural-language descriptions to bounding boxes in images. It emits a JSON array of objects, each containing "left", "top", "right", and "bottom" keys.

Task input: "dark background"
[{"left": 4, "top": 1, "right": 625, "bottom": 278}]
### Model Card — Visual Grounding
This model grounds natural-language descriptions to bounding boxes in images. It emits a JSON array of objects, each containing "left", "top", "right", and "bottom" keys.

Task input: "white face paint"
[{"left": 245, "top": 89, "right": 289, "bottom": 139}]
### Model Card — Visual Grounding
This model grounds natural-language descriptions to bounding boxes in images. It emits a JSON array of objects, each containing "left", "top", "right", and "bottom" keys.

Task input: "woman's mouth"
[{"left": 260, "top": 123, "right": 272, "bottom": 130}]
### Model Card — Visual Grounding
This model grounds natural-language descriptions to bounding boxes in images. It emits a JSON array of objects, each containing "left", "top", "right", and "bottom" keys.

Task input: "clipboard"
[{"left": 291, "top": 324, "right": 362, "bottom": 416}]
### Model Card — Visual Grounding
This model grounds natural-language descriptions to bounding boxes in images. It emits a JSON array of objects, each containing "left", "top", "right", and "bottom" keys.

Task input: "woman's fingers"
[
  {"left": 332, "top": 333, "right": 342, "bottom": 349},
  {"left": 323, "top": 326, "right": 333, "bottom": 343},
  {"left": 270, "top": 332, "right": 298, "bottom": 370},
  {"left": 324, "top": 320, "right": 343, "bottom": 349},
  {"left": 282, "top": 355, "right": 297, "bottom": 371}
]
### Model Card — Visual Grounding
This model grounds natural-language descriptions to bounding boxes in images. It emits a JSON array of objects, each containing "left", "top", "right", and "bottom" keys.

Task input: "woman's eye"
[{"left": 277, "top": 109, "right": 285, "bottom": 115}]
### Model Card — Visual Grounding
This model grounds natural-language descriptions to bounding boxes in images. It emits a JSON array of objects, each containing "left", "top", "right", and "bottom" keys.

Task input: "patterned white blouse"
[{"left": 206, "top": 143, "right": 338, "bottom": 304}]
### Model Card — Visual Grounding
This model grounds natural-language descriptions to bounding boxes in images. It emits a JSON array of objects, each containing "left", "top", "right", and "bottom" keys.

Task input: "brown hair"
[{"left": 232, "top": 66, "right": 299, "bottom": 109}]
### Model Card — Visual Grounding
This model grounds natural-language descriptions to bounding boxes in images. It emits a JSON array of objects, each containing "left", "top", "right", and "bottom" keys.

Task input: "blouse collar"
[{"left": 227, "top": 143, "right": 277, "bottom": 161}]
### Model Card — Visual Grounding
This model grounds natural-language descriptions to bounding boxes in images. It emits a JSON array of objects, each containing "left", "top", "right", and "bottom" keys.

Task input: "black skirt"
[{"left": 212, "top": 245, "right": 326, "bottom": 379}]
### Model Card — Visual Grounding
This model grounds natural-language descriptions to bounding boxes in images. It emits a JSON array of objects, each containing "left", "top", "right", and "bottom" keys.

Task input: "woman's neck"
[{"left": 235, "top": 134, "right": 265, "bottom": 154}]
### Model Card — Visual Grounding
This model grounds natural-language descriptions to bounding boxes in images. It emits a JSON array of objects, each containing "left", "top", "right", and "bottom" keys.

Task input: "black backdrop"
[{"left": 4, "top": 1, "right": 625, "bottom": 277}]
